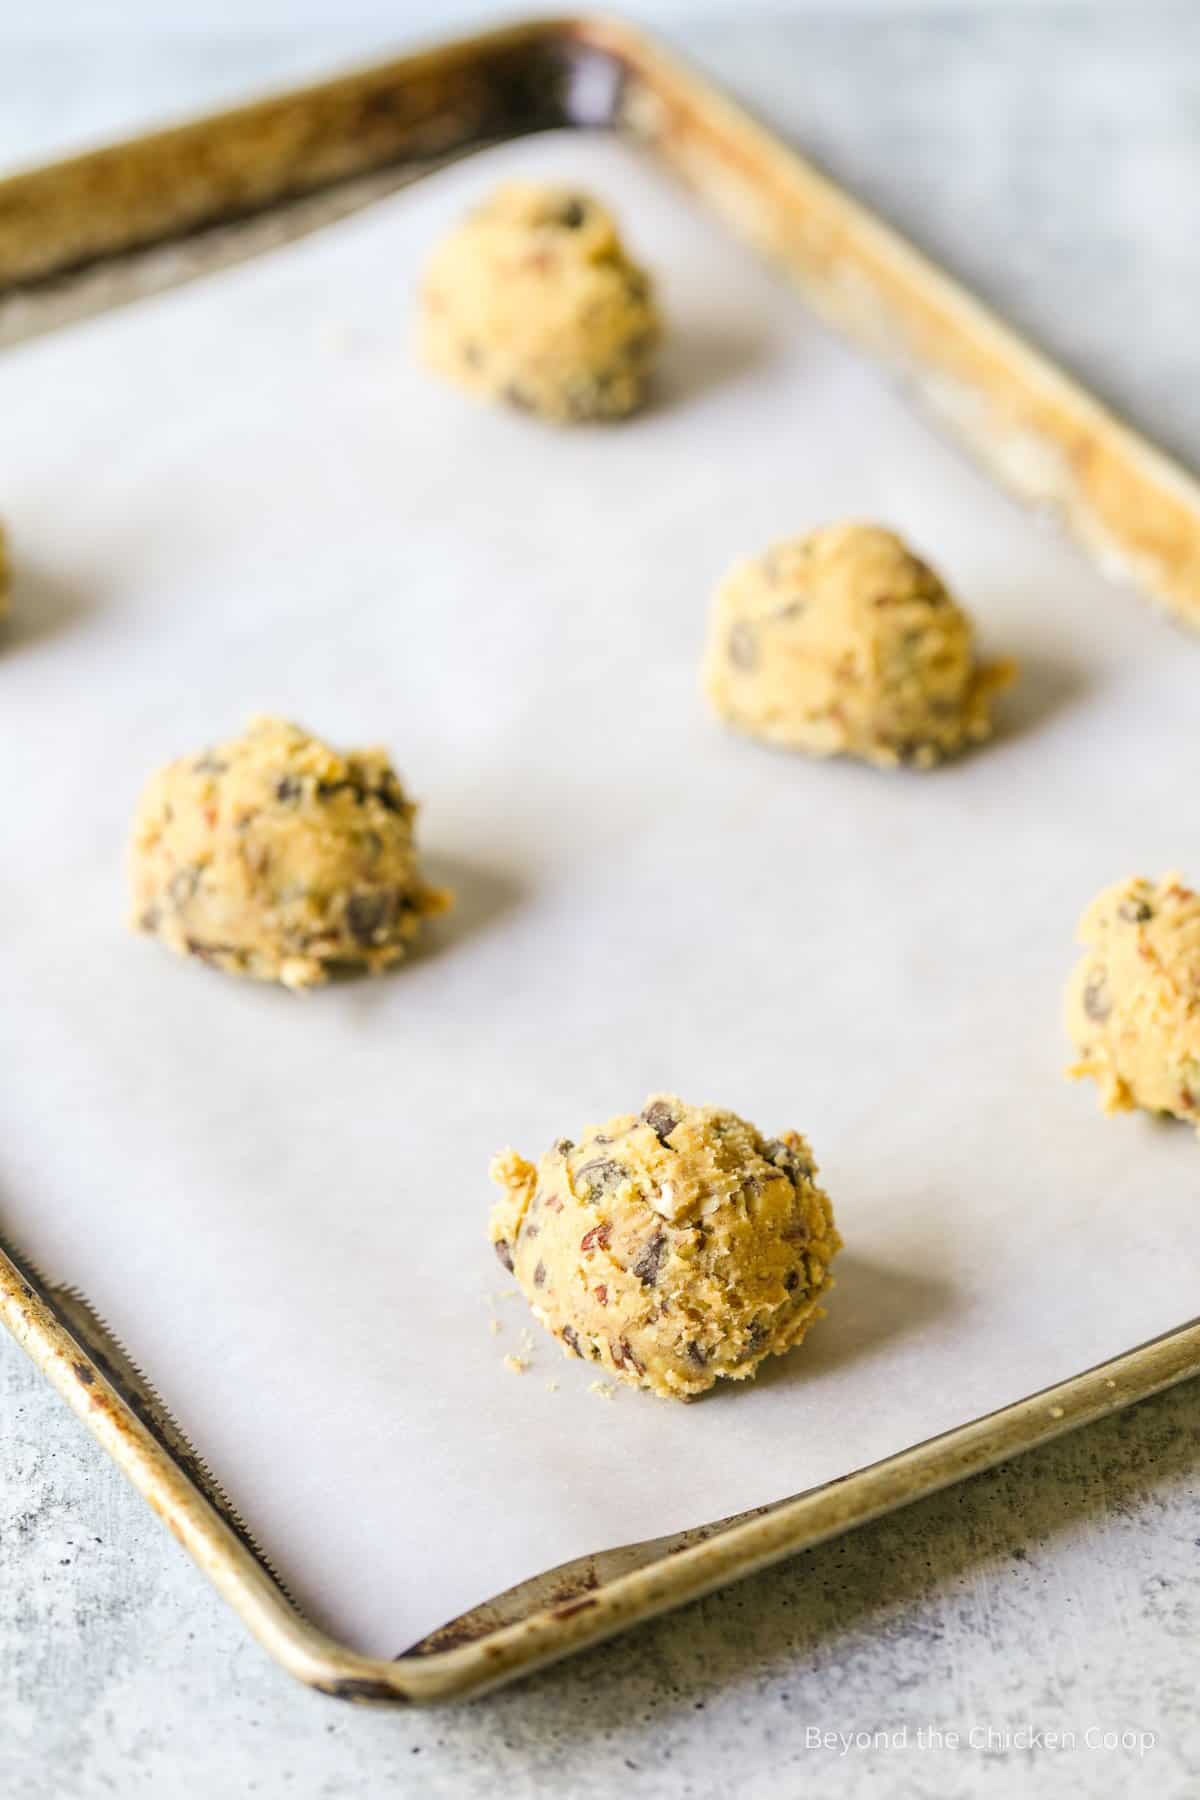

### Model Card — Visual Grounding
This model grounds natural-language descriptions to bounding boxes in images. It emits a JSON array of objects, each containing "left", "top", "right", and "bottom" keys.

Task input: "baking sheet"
[{"left": 2, "top": 130, "right": 1199, "bottom": 1659}]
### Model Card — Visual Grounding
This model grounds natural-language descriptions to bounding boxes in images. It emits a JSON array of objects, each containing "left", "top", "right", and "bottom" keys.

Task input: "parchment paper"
[{"left": 2, "top": 133, "right": 1198, "bottom": 1658}]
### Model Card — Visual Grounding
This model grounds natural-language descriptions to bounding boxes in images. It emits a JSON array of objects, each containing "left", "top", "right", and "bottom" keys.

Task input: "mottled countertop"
[{"left": 4, "top": 5, "right": 1200, "bottom": 1795}]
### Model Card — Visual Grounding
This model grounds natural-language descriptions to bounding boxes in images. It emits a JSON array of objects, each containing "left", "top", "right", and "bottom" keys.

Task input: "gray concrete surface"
[{"left": 4, "top": 6, "right": 1200, "bottom": 1795}]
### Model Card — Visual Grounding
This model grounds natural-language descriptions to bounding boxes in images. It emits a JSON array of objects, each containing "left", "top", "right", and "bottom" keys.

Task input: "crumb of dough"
[
  {"left": 703, "top": 521, "right": 1015, "bottom": 767},
  {"left": 418, "top": 182, "right": 660, "bottom": 422},
  {"left": 589, "top": 1381, "right": 616, "bottom": 1401},
  {"left": 1066, "top": 872, "right": 1200, "bottom": 1130},
  {"left": 128, "top": 715, "right": 450, "bottom": 988},
  {"left": 545, "top": 1379, "right": 559, "bottom": 1394},
  {"left": 489, "top": 1319, "right": 503, "bottom": 1336},
  {"left": 489, "top": 1094, "right": 841, "bottom": 1401},
  {"left": 504, "top": 1355, "right": 530, "bottom": 1376}
]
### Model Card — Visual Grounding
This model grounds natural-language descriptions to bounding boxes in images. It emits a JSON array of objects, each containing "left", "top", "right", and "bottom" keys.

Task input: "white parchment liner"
[{"left": 2, "top": 134, "right": 1197, "bottom": 1655}]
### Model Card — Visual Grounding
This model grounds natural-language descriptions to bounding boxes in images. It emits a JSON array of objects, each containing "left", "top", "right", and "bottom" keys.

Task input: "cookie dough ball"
[
  {"left": 489, "top": 1095, "right": 841, "bottom": 1400},
  {"left": 129, "top": 715, "right": 450, "bottom": 989},
  {"left": 1066, "top": 874, "right": 1200, "bottom": 1129},
  {"left": 419, "top": 183, "right": 660, "bottom": 422},
  {"left": 703, "top": 522, "right": 1014, "bottom": 768}
]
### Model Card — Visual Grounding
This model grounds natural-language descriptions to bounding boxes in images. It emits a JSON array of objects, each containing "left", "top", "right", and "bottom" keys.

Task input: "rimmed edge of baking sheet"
[
  {"left": 4, "top": 13, "right": 1200, "bottom": 1703},
  {"left": 5, "top": 1231, "right": 1200, "bottom": 1704}
]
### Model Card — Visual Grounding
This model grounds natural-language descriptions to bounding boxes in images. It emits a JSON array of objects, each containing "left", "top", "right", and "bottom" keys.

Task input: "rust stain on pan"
[
  {"left": 553, "top": 1596, "right": 600, "bottom": 1622},
  {"left": 0, "top": 21, "right": 591, "bottom": 288}
]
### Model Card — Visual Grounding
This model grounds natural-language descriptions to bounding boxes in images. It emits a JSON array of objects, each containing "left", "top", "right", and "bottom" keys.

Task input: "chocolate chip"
[
  {"left": 574, "top": 1157, "right": 627, "bottom": 1200},
  {"left": 375, "top": 774, "right": 408, "bottom": 815},
  {"left": 742, "top": 1173, "right": 772, "bottom": 1197},
  {"left": 552, "top": 1137, "right": 575, "bottom": 1157},
  {"left": 317, "top": 777, "right": 366, "bottom": 804},
  {"left": 784, "top": 1269, "right": 801, "bottom": 1292},
  {"left": 685, "top": 1340, "right": 708, "bottom": 1368},
  {"left": 631, "top": 1234, "right": 666, "bottom": 1287},
  {"left": 1119, "top": 898, "right": 1153, "bottom": 924},
  {"left": 561, "top": 1325, "right": 582, "bottom": 1357},
  {"left": 641, "top": 1101, "right": 679, "bottom": 1144},
  {"left": 763, "top": 1139, "right": 814, "bottom": 1185},
  {"left": 557, "top": 197, "right": 587, "bottom": 228},
  {"left": 346, "top": 889, "right": 399, "bottom": 943},
  {"left": 494, "top": 1239, "right": 514, "bottom": 1273},
  {"left": 533, "top": 1261, "right": 547, "bottom": 1287},
  {"left": 747, "top": 1321, "right": 769, "bottom": 1353},
  {"left": 1083, "top": 970, "right": 1112, "bottom": 1023},
  {"left": 275, "top": 775, "right": 303, "bottom": 804},
  {"left": 728, "top": 622, "right": 758, "bottom": 671}
]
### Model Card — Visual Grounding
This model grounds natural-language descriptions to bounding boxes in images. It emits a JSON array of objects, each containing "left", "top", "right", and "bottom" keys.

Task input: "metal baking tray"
[{"left": 4, "top": 15, "right": 1200, "bottom": 1705}]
